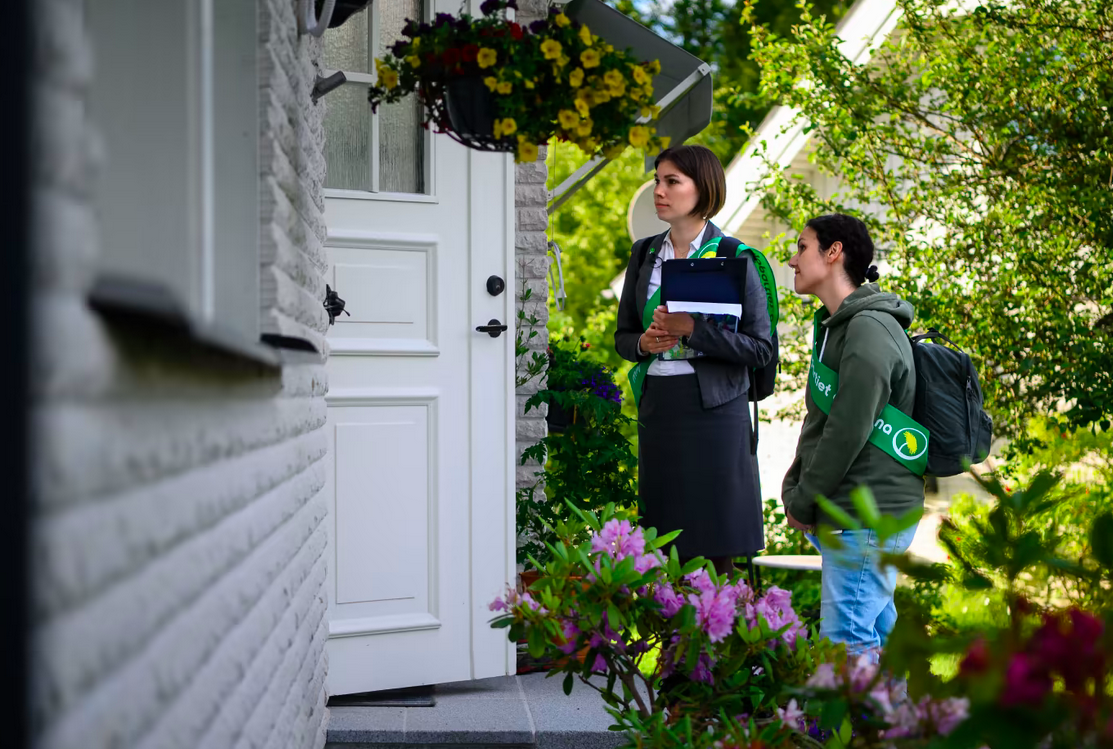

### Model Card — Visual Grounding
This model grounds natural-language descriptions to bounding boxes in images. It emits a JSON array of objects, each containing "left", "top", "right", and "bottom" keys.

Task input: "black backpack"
[{"left": 909, "top": 330, "right": 993, "bottom": 477}]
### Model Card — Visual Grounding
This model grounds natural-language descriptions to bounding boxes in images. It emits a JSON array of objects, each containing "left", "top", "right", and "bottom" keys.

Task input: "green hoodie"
[{"left": 782, "top": 283, "right": 925, "bottom": 528}]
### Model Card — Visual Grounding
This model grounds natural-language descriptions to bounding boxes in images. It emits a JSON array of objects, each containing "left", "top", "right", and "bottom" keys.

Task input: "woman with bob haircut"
[
  {"left": 781, "top": 213, "right": 924, "bottom": 658},
  {"left": 614, "top": 144, "right": 774, "bottom": 574}
]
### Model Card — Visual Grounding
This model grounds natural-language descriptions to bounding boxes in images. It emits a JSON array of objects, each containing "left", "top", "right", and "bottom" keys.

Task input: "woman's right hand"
[{"left": 640, "top": 324, "right": 679, "bottom": 355}]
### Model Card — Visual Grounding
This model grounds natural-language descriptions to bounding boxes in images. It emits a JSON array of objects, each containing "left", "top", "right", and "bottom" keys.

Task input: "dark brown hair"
[
  {"left": 805, "top": 213, "right": 880, "bottom": 286},
  {"left": 653, "top": 145, "right": 726, "bottom": 220}
]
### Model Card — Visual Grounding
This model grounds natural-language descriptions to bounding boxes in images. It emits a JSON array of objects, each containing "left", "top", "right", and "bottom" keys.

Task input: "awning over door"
[{"left": 548, "top": 0, "right": 713, "bottom": 214}]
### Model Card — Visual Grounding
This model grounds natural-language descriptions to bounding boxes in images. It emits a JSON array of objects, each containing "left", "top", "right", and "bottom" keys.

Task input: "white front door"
[{"left": 320, "top": 0, "right": 515, "bottom": 696}]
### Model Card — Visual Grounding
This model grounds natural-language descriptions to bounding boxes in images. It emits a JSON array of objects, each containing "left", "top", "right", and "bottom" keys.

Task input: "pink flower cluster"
[
  {"left": 489, "top": 586, "right": 547, "bottom": 615},
  {"left": 590, "top": 519, "right": 662, "bottom": 574},
  {"left": 989, "top": 609, "right": 1106, "bottom": 710},
  {"left": 803, "top": 657, "right": 969, "bottom": 739}
]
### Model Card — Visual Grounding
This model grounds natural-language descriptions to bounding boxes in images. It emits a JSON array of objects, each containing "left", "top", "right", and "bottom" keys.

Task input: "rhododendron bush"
[{"left": 490, "top": 503, "right": 840, "bottom": 738}]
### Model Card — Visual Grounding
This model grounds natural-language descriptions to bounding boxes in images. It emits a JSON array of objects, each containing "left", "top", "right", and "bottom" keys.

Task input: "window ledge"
[{"left": 88, "top": 276, "right": 323, "bottom": 369}]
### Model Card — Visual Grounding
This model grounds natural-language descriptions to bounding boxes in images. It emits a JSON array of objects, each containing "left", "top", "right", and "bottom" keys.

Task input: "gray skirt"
[{"left": 638, "top": 374, "right": 765, "bottom": 558}]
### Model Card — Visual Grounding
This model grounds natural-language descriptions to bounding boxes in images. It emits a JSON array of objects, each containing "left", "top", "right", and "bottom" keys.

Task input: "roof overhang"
[
  {"left": 719, "top": 0, "right": 902, "bottom": 235},
  {"left": 547, "top": 0, "right": 713, "bottom": 214}
]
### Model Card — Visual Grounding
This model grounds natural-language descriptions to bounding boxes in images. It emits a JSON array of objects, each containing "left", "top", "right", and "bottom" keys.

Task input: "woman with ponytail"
[{"left": 781, "top": 213, "right": 924, "bottom": 659}]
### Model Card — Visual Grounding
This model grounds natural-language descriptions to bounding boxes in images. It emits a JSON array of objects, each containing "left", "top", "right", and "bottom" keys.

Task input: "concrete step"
[{"left": 326, "top": 673, "right": 633, "bottom": 749}]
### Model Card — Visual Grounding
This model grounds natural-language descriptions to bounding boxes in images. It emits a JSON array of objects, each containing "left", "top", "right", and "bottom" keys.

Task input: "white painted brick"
[
  {"left": 31, "top": 187, "right": 99, "bottom": 294},
  {"left": 30, "top": 0, "right": 330, "bottom": 745},
  {"left": 34, "top": 429, "right": 328, "bottom": 619},
  {"left": 515, "top": 231, "right": 549, "bottom": 253},
  {"left": 35, "top": 0, "right": 94, "bottom": 90},
  {"left": 33, "top": 84, "right": 95, "bottom": 195}
]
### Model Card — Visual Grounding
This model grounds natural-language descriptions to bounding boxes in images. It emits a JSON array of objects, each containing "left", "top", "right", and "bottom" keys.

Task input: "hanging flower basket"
[
  {"left": 367, "top": 0, "right": 669, "bottom": 163},
  {"left": 314, "top": 0, "right": 373, "bottom": 29}
]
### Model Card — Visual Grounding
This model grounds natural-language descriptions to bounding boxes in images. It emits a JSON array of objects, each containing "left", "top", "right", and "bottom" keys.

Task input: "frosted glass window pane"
[
  {"left": 324, "top": 84, "right": 372, "bottom": 191},
  {"left": 379, "top": 95, "right": 425, "bottom": 194},
  {"left": 380, "top": 1, "right": 423, "bottom": 49},
  {"left": 377, "top": 0, "right": 426, "bottom": 194},
  {"left": 324, "top": 7, "right": 369, "bottom": 73}
]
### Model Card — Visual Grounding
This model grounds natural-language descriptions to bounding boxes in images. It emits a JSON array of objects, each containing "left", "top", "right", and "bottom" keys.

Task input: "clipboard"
[{"left": 660, "top": 256, "right": 749, "bottom": 318}]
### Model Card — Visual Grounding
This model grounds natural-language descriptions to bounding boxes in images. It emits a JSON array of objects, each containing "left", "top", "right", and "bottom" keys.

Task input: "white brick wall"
[
  {"left": 30, "top": 2, "right": 329, "bottom": 748},
  {"left": 514, "top": 0, "right": 552, "bottom": 492}
]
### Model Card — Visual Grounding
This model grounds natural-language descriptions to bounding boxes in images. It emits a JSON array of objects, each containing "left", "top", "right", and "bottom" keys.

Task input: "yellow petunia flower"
[
  {"left": 558, "top": 110, "right": 579, "bottom": 129},
  {"left": 607, "top": 80, "right": 626, "bottom": 97},
  {"left": 557, "top": 54, "right": 570, "bottom": 68},
  {"left": 525, "top": 80, "right": 535, "bottom": 89},
  {"left": 580, "top": 49, "right": 601, "bottom": 69},
  {"left": 630, "top": 87, "right": 645, "bottom": 101},
  {"left": 576, "top": 118, "right": 593, "bottom": 137},
  {"left": 555, "top": 13, "right": 571, "bottom": 27},
  {"left": 603, "top": 143, "right": 627, "bottom": 159},
  {"left": 484, "top": 76, "right": 498, "bottom": 92},
  {"left": 631, "top": 65, "right": 649, "bottom": 85},
  {"left": 579, "top": 25, "right": 593, "bottom": 46},
  {"left": 497, "top": 81, "right": 512, "bottom": 94},
  {"left": 574, "top": 97, "right": 590, "bottom": 117},
  {"left": 658, "top": 136, "right": 671, "bottom": 150},
  {"left": 628, "top": 125, "right": 651, "bottom": 148},
  {"left": 650, "top": 104, "right": 662, "bottom": 118},
  {"left": 412, "top": 37, "right": 421, "bottom": 49},
  {"left": 378, "top": 67, "right": 399, "bottom": 90},
  {"left": 477, "top": 48, "right": 497, "bottom": 68},
  {"left": 604, "top": 70, "right": 624, "bottom": 88},
  {"left": 647, "top": 60, "right": 662, "bottom": 75},
  {"left": 541, "top": 39, "right": 563, "bottom": 60},
  {"left": 517, "top": 136, "right": 539, "bottom": 163},
  {"left": 569, "top": 68, "right": 585, "bottom": 88},
  {"left": 499, "top": 118, "right": 517, "bottom": 136},
  {"left": 406, "top": 55, "right": 421, "bottom": 68}
]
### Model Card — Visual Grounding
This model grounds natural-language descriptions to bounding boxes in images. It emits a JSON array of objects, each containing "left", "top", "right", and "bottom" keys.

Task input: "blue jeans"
[{"left": 806, "top": 523, "right": 918, "bottom": 658}]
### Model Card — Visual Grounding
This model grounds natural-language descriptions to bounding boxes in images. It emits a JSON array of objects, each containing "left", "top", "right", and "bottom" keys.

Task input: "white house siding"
[
  {"left": 514, "top": 1, "right": 552, "bottom": 491},
  {"left": 30, "top": 2, "right": 330, "bottom": 749}
]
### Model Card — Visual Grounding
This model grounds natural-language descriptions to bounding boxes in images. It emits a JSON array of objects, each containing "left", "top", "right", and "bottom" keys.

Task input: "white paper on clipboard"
[{"left": 665, "top": 301, "right": 743, "bottom": 317}]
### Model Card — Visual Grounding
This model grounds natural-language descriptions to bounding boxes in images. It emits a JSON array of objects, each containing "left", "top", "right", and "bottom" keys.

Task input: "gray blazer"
[{"left": 614, "top": 222, "right": 774, "bottom": 409}]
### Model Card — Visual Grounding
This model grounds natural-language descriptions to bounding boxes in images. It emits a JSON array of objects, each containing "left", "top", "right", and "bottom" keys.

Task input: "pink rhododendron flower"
[
  {"left": 848, "top": 654, "right": 879, "bottom": 693},
  {"left": 775, "top": 698, "right": 806, "bottom": 730},
  {"left": 557, "top": 618, "right": 581, "bottom": 655},
  {"left": 691, "top": 652, "right": 715, "bottom": 684},
  {"left": 689, "top": 584, "right": 738, "bottom": 643},
  {"left": 806, "top": 662, "right": 838, "bottom": 690},
  {"left": 591, "top": 653, "right": 607, "bottom": 672},
  {"left": 685, "top": 568, "right": 717, "bottom": 594},
  {"left": 489, "top": 597, "right": 507, "bottom": 612},
  {"left": 923, "top": 697, "right": 970, "bottom": 736},
  {"left": 653, "top": 583, "right": 685, "bottom": 618},
  {"left": 1000, "top": 652, "right": 1053, "bottom": 707},
  {"left": 590, "top": 519, "right": 662, "bottom": 574}
]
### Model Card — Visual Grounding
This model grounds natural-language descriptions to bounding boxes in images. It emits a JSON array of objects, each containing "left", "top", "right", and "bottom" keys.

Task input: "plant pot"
[
  {"left": 315, "top": 0, "right": 373, "bottom": 29},
  {"left": 443, "top": 77, "right": 514, "bottom": 152},
  {"left": 545, "top": 400, "right": 577, "bottom": 434}
]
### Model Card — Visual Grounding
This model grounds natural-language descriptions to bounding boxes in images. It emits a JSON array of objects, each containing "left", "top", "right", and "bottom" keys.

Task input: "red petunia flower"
[
  {"left": 510, "top": 22, "right": 523, "bottom": 40},
  {"left": 462, "top": 43, "right": 480, "bottom": 63},
  {"left": 443, "top": 48, "right": 461, "bottom": 65}
]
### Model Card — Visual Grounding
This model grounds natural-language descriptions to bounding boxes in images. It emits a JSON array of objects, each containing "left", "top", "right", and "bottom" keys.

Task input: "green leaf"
[
  {"left": 819, "top": 698, "right": 848, "bottom": 729},
  {"left": 849, "top": 486, "right": 882, "bottom": 528},
  {"left": 563, "top": 672, "right": 574, "bottom": 696},
  {"left": 1091, "top": 512, "right": 1113, "bottom": 570},
  {"left": 816, "top": 495, "right": 860, "bottom": 531}
]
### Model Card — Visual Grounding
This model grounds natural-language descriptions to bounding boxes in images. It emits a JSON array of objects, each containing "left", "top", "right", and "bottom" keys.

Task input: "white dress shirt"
[{"left": 643, "top": 223, "right": 708, "bottom": 377}]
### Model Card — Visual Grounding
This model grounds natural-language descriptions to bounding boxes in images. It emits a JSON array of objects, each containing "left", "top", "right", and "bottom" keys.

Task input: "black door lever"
[{"left": 476, "top": 319, "right": 508, "bottom": 338}]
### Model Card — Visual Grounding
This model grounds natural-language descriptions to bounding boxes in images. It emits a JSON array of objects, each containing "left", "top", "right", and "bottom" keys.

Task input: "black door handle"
[{"left": 476, "top": 319, "right": 508, "bottom": 338}]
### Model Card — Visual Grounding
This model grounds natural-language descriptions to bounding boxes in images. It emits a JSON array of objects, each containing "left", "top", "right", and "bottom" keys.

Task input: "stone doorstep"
[{"left": 326, "top": 673, "right": 638, "bottom": 749}]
